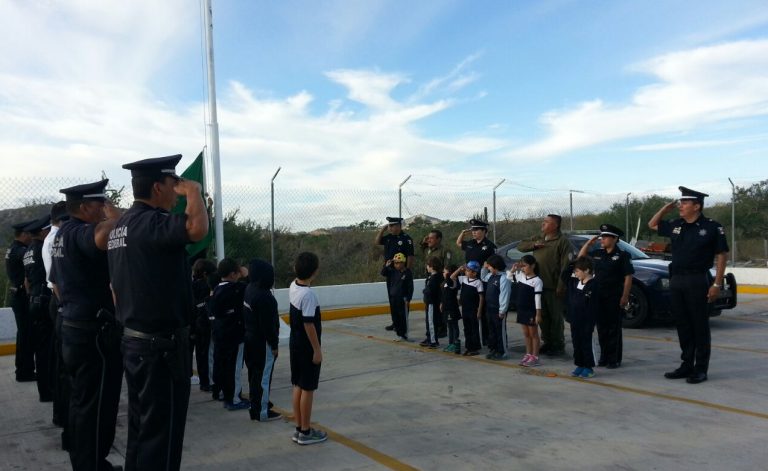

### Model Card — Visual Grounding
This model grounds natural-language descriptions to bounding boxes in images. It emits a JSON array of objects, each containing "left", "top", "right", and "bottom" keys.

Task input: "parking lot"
[{"left": 1, "top": 293, "right": 767, "bottom": 470}]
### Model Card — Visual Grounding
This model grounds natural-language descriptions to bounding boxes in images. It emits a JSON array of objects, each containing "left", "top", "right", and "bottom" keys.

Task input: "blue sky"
[{"left": 1, "top": 0, "right": 767, "bottom": 199}]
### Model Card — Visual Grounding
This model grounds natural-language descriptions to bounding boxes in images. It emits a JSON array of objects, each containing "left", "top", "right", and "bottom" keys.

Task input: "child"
[
  {"left": 451, "top": 261, "right": 484, "bottom": 356},
  {"left": 441, "top": 264, "right": 461, "bottom": 354},
  {"left": 508, "top": 255, "right": 544, "bottom": 367},
  {"left": 482, "top": 255, "right": 511, "bottom": 360},
  {"left": 562, "top": 256, "right": 600, "bottom": 378},
  {"left": 191, "top": 259, "right": 217, "bottom": 392},
  {"left": 290, "top": 252, "right": 328, "bottom": 445},
  {"left": 243, "top": 258, "right": 282, "bottom": 422},
  {"left": 210, "top": 258, "right": 250, "bottom": 410},
  {"left": 420, "top": 256, "right": 444, "bottom": 348},
  {"left": 380, "top": 253, "right": 414, "bottom": 342}
]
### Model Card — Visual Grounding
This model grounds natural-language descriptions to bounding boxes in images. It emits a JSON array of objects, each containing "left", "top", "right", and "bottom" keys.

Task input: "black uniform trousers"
[
  {"left": 461, "top": 309, "right": 481, "bottom": 352},
  {"left": 570, "top": 318, "right": 596, "bottom": 368},
  {"left": 390, "top": 296, "right": 409, "bottom": 338},
  {"left": 192, "top": 315, "right": 211, "bottom": 389},
  {"left": 61, "top": 324, "right": 123, "bottom": 471},
  {"left": 29, "top": 294, "right": 53, "bottom": 401},
  {"left": 10, "top": 288, "right": 35, "bottom": 380},
  {"left": 669, "top": 273, "right": 711, "bottom": 374},
  {"left": 423, "top": 303, "right": 439, "bottom": 344},
  {"left": 50, "top": 298, "right": 70, "bottom": 448},
  {"left": 245, "top": 340, "right": 276, "bottom": 420},
  {"left": 212, "top": 318, "right": 241, "bottom": 403},
  {"left": 122, "top": 334, "right": 190, "bottom": 471},
  {"left": 597, "top": 291, "right": 623, "bottom": 365},
  {"left": 486, "top": 311, "right": 507, "bottom": 355}
]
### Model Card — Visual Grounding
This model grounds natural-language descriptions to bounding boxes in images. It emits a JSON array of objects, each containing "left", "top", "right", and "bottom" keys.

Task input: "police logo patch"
[
  {"left": 612, "top": 255, "right": 619, "bottom": 261},
  {"left": 672, "top": 227, "right": 682, "bottom": 235},
  {"left": 699, "top": 229, "right": 707, "bottom": 236},
  {"left": 482, "top": 246, "right": 488, "bottom": 251},
  {"left": 718, "top": 227, "right": 725, "bottom": 235},
  {"left": 397, "top": 241, "right": 402, "bottom": 245}
]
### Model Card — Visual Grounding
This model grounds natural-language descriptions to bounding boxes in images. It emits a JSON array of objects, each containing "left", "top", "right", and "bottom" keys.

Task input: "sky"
[{"left": 2, "top": 0, "right": 768, "bottom": 202}]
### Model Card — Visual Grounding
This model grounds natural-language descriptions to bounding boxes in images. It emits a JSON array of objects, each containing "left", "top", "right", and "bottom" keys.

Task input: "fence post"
[
  {"left": 398, "top": 175, "right": 411, "bottom": 220},
  {"left": 728, "top": 178, "right": 736, "bottom": 266},
  {"left": 625, "top": 192, "right": 631, "bottom": 238},
  {"left": 569, "top": 189, "right": 584, "bottom": 232},
  {"left": 492, "top": 179, "right": 505, "bottom": 244},
  {"left": 270, "top": 167, "right": 281, "bottom": 273}
]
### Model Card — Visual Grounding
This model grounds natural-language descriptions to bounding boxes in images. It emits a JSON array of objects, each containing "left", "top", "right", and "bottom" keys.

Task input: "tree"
[{"left": 735, "top": 180, "right": 768, "bottom": 238}]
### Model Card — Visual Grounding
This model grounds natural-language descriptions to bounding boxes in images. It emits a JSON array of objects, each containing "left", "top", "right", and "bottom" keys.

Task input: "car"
[{"left": 497, "top": 233, "right": 737, "bottom": 328}]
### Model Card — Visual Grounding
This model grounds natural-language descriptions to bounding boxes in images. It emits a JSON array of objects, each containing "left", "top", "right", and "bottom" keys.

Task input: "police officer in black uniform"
[
  {"left": 578, "top": 223, "right": 634, "bottom": 368},
  {"left": 49, "top": 179, "right": 123, "bottom": 471},
  {"left": 107, "top": 155, "right": 208, "bottom": 471},
  {"left": 375, "top": 217, "right": 414, "bottom": 331},
  {"left": 6, "top": 219, "right": 35, "bottom": 382},
  {"left": 456, "top": 219, "right": 497, "bottom": 346},
  {"left": 649, "top": 187, "right": 729, "bottom": 384},
  {"left": 22, "top": 215, "right": 54, "bottom": 401}
]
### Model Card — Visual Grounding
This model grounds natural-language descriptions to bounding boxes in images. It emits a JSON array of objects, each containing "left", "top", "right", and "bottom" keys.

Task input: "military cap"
[
  {"left": 122, "top": 154, "right": 182, "bottom": 179},
  {"left": 679, "top": 186, "right": 708, "bottom": 203},
  {"left": 469, "top": 218, "right": 489, "bottom": 230},
  {"left": 50, "top": 201, "right": 69, "bottom": 223},
  {"left": 599, "top": 223, "right": 624, "bottom": 239},
  {"left": 11, "top": 219, "right": 37, "bottom": 231},
  {"left": 23, "top": 215, "right": 51, "bottom": 233},
  {"left": 59, "top": 179, "right": 109, "bottom": 202},
  {"left": 386, "top": 216, "right": 404, "bottom": 226}
]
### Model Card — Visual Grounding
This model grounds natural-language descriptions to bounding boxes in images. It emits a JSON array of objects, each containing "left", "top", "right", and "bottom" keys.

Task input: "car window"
[
  {"left": 571, "top": 236, "right": 649, "bottom": 260},
  {"left": 504, "top": 243, "right": 526, "bottom": 261}
]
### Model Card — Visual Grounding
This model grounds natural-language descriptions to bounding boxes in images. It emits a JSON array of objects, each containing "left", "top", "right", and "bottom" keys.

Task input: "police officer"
[
  {"left": 107, "top": 155, "right": 208, "bottom": 471},
  {"left": 22, "top": 215, "right": 54, "bottom": 401},
  {"left": 578, "top": 224, "right": 634, "bottom": 368},
  {"left": 375, "top": 217, "right": 414, "bottom": 331},
  {"left": 6, "top": 218, "right": 35, "bottom": 382},
  {"left": 456, "top": 219, "right": 497, "bottom": 346},
  {"left": 649, "top": 187, "right": 729, "bottom": 384},
  {"left": 49, "top": 179, "right": 123, "bottom": 471}
]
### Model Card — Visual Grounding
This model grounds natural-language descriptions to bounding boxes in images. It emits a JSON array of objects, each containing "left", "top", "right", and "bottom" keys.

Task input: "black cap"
[
  {"left": 599, "top": 223, "right": 624, "bottom": 239},
  {"left": 11, "top": 219, "right": 37, "bottom": 231},
  {"left": 679, "top": 186, "right": 708, "bottom": 203},
  {"left": 386, "top": 216, "right": 404, "bottom": 225},
  {"left": 469, "top": 218, "right": 489, "bottom": 230},
  {"left": 122, "top": 154, "right": 182, "bottom": 179},
  {"left": 50, "top": 201, "right": 69, "bottom": 223},
  {"left": 23, "top": 215, "right": 51, "bottom": 234},
  {"left": 59, "top": 179, "right": 109, "bottom": 203}
]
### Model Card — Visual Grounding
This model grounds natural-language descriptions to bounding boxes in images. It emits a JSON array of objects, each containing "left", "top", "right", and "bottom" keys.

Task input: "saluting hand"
[
  {"left": 103, "top": 200, "right": 121, "bottom": 220},
  {"left": 173, "top": 178, "right": 201, "bottom": 196}
]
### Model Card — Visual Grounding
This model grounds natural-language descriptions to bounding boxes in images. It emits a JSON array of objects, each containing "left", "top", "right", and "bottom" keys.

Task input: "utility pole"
[{"left": 398, "top": 175, "right": 411, "bottom": 220}]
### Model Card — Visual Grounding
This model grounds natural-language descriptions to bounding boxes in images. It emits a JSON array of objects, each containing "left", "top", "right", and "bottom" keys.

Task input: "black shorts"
[
  {"left": 516, "top": 309, "right": 536, "bottom": 326},
  {"left": 290, "top": 348, "right": 321, "bottom": 391}
]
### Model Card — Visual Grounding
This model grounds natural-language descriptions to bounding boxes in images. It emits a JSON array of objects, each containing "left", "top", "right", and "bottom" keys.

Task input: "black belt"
[
  {"left": 123, "top": 326, "right": 188, "bottom": 341},
  {"left": 62, "top": 319, "right": 101, "bottom": 331}
]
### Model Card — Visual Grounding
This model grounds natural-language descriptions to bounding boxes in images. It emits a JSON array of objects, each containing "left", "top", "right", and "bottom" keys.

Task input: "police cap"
[
  {"left": 122, "top": 154, "right": 182, "bottom": 180},
  {"left": 59, "top": 179, "right": 109, "bottom": 203},
  {"left": 386, "top": 216, "right": 404, "bottom": 226},
  {"left": 23, "top": 214, "right": 51, "bottom": 234},
  {"left": 678, "top": 186, "right": 708, "bottom": 204},
  {"left": 599, "top": 223, "right": 624, "bottom": 239},
  {"left": 50, "top": 201, "right": 69, "bottom": 223},
  {"left": 11, "top": 219, "right": 37, "bottom": 232},
  {"left": 469, "top": 218, "right": 489, "bottom": 230}
]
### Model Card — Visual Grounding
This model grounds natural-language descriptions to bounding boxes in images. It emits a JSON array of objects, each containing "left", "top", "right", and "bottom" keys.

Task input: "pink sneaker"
[
  {"left": 519, "top": 354, "right": 532, "bottom": 366},
  {"left": 523, "top": 355, "right": 541, "bottom": 367}
]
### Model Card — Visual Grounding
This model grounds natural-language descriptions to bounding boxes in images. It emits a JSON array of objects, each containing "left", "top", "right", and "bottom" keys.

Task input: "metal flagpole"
[{"left": 204, "top": 0, "right": 225, "bottom": 261}]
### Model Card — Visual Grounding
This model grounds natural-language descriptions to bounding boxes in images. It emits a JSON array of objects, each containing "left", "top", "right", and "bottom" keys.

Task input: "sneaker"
[
  {"left": 465, "top": 350, "right": 480, "bottom": 356},
  {"left": 523, "top": 355, "right": 540, "bottom": 367},
  {"left": 429, "top": 343, "right": 439, "bottom": 349},
  {"left": 490, "top": 352, "right": 507, "bottom": 361},
  {"left": 191, "top": 375, "right": 200, "bottom": 385},
  {"left": 419, "top": 339, "right": 431, "bottom": 347},
  {"left": 485, "top": 352, "right": 495, "bottom": 359},
  {"left": 442, "top": 343, "right": 456, "bottom": 353},
  {"left": 571, "top": 367, "right": 585, "bottom": 377},
  {"left": 385, "top": 324, "right": 395, "bottom": 331},
  {"left": 251, "top": 409, "right": 282, "bottom": 422},
  {"left": 292, "top": 430, "right": 300, "bottom": 443},
  {"left": 519, "top": 354, "right": 532, "bottom": 366},
  {"left": 225, "top": 400, "right": 251, "bottom": 411},
  {"left": 580, "top": 368, "right": 595, "bottom": 378},
  {"left": 297, "top": 428, "right": 328, "bottom": 445},
  {"left": 393, "top": 336, "right": 403, "bottom": 342}
]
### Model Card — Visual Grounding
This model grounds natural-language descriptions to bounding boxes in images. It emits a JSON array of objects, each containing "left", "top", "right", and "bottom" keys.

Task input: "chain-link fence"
[{"left": 2, "top": 176, "right": 766, "bottom": 299}]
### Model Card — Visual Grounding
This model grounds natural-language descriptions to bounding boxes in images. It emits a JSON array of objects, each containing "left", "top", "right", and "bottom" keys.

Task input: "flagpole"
[{"left": 203, "top": 0, "right": 225, "bottom": 261}]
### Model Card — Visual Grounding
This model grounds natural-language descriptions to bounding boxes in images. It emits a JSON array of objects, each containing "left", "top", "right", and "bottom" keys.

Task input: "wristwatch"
[{"left": 712, "top": 283, "right": 721, "bottom": 288}]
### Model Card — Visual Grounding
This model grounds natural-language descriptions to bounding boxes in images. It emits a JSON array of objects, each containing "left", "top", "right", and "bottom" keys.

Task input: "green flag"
[{"left": 172, "top": 151, "right": 213, "bottom": 257}]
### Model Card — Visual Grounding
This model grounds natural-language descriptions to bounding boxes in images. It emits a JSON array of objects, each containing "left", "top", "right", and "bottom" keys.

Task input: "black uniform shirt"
[
  {"left": 592, "top": 246, "right": 634, "bottom": 295},
  {"left": 23, "top": 239, "right": 49, "bottom": 296},
  {"left": 49, "top": 217, "right": 113, "bottom": 321},
  {"left": 380, "top": 233, "right": 414, "bottom": 260},
  {"left": 657, "top": 214, "right": 729, "bottom": 275},
  {"left": 107, "top": 201, "right": 192, "bottom": 332},
  {"left": 5, "top": 240, "right": 28, "bottom": 287},
  {"left": 460, "top": 237, "right": 497, "bottom": 264}
]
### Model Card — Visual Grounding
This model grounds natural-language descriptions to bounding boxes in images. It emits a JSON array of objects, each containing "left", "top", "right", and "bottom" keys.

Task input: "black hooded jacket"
[{"left": 243, "top": 259, "right": 279, "bottom": 351}]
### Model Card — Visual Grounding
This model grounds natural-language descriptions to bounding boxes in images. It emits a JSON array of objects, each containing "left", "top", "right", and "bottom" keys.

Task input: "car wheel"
[{"left": 622, "top": 284, "right": 648, "bottom": 329}]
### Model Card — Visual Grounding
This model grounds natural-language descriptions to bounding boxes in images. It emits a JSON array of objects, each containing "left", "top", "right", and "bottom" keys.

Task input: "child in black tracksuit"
[
  {"left": 451, "top": 261, "right": 485, "bottom": 356},
  {"left": 381, "top": 253, "right": 413, "bottom": 341},
  {"left": 420, "top": 256, "right": 444, "bottom": 348},
  {"left": 441, "top": 264, "right": 461, "bottom": 354},
  {"left": 210, "top": 258, "right": 250, "bottom": 410},
  {"left": 562, "top": 256, "right": 600, "bottom": 378},
  {"left": 243, "top": 259, "right": 282, "bottom": 422}
]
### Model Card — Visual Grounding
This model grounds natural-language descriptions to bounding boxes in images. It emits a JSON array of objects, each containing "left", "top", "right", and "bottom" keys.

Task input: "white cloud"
[{"left": 511, "top": 39, "right": 768, "bottom": 157}]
